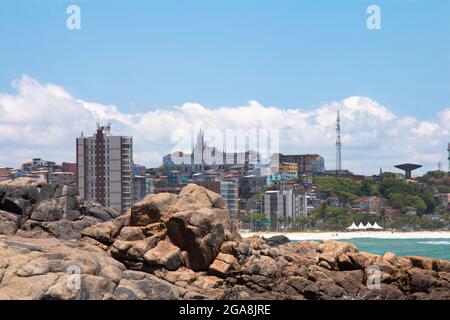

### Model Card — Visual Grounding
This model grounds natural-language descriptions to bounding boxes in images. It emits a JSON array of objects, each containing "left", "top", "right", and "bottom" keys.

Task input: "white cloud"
[{"left": 0, "top": 75, "right": 449, "bottom": 176}]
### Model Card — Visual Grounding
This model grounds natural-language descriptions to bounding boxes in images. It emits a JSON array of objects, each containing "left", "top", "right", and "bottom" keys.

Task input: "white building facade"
[{"left": 76, "top": 125, "right": 133, "bottom": 212}]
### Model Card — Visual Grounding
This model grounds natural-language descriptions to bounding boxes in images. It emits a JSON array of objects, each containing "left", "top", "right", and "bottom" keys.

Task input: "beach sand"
[{"left": 240, "top": 231, "right": 450, "bottom": 241}]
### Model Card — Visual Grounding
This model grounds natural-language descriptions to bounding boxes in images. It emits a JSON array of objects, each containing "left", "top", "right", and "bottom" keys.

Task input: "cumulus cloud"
[{"left": 0, "top": 75, "right": 448, "bottom": 176}]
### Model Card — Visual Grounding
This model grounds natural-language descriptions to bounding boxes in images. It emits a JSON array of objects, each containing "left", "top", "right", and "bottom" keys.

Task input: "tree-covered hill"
[{"left": 313, "top": 171, "right": 448, "bottom": 216}]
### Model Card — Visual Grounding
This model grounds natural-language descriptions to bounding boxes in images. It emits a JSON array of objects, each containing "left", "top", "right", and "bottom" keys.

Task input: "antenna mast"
[{"left": 336, "top": 110, "right": 342, "bottom": 172}]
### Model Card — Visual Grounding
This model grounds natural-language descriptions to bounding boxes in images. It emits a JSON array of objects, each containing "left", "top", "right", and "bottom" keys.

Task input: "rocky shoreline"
[
  {"left": 0, "top": 180, "right": 449, "bottom": 300},
  {"left": 0, "top": 178, "right": 119, "bottom": 239}
]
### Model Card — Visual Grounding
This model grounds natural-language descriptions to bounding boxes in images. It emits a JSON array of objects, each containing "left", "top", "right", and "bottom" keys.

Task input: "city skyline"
[
  {"left": 0, "top": 1, "right": 449, "bottom": 175},
  {"left": 1, "top": 0, "right": 450, "bottom": 304},
  {"left": 0, "top": 75, "right": 448, "bottom": 176}
]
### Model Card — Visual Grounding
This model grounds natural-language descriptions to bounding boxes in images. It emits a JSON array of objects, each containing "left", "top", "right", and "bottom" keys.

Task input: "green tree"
[{"left": 294, "top": 215, "right": 307, "bottom": 231}]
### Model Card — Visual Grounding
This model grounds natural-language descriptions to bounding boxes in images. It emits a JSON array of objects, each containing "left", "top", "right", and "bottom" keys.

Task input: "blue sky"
[
  {"left": 0, "top": 0, "right": 449, "bottom": 174},
  {"left": 1, "top": 0, "right": 449, "bottom": 117}
]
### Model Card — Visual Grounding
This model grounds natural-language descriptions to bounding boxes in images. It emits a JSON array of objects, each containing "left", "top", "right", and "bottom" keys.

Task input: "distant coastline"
[{"left": 240, "top": 231, "right": 450, "bottom": 241}]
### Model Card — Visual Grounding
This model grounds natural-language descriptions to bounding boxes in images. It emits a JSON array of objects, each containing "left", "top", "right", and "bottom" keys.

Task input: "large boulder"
[
  {"left": 0, "top": 211, "right": 19, "bottom": 235},
  {"left": 244, "top": 255, "right": 279, "bottom": 277},
  {"left": 0, "top": 235, "right": 188, "bottom": 300},
  {"left": 83, "top": 184, "right": 237, "bottom": 272},
  {"left": 130, "top": 193, "right": 178, "bottom": 226},
  {"left": 143, "top": 240, "right": 183, "bottom": 271},
  {"left": 263, "top": 235, "right": 290, "bottom": 247},
  {"left": 0, "top": 179, "right": 118, "bottom": 239},
  {"left": 208, "top": 253, "right": 240, "bottom": 277},
  {"left": 318, "top": 240, "right": 358, "bottom": 258},
  {"left": 166, "top": 208, "right": 227, "bottom": 271}
]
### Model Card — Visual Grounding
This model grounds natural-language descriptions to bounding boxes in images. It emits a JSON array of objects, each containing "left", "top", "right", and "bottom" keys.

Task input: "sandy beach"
[{"left": 240, "top": 231, "right": 450, "bottom": 241}]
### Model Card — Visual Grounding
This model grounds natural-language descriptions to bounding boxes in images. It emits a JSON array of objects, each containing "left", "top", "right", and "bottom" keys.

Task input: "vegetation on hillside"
[
  {"left": 242, "top": 171, "right": 449, "bottom": 232},
  {"left": 313, "top": 172, "right": 445, "bottom": 216}
]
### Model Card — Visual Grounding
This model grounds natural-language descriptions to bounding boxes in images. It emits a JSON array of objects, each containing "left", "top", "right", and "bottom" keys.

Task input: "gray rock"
[
  {"left": 86, "top": 207, "right": 113, "bottom": 221},
  {"left": 0, "top": 210, "right": 19, "bottom": 235}
]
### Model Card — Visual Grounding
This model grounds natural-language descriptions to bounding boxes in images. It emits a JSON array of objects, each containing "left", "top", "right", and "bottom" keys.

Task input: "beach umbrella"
[
  {"left": 357, "top": 222, "right": 366, "bottom": 230},
  {"left": 347, "top": 222, "right": 358, "bottom": 230},
  {"left": 365, "top": 222, "right": 373, "bottom": 229},
  {"left": 372, "top": 222, "right": 383, "bottom": 229}
]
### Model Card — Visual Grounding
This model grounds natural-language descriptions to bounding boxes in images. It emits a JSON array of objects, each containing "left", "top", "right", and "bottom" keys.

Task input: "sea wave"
[{"left": 418, "top": 241, "right": 450, "bottom": 245}]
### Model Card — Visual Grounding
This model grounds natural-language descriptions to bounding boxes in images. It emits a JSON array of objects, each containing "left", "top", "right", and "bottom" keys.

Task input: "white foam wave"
[{"left": 418, "top": 241, "right": 450, "bottom": 245}]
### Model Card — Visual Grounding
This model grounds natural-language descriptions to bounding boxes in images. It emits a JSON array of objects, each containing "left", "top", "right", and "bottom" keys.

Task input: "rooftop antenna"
[{"left": 336, "top": 110, "right": 342, "bottom": 173}]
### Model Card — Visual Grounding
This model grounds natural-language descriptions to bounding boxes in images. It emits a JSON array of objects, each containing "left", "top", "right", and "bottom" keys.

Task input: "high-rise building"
[
  {"left": 133, "top": 175, "right": 147, "bottom": 203},
  {"left": 220, "top": 177, "right": 239, "bottom": 221},
  {"left": 76, "top": 124, "right": 133, "bottom": 212},
  {"left": 262, "top": 185, "right": 308, "bottom": 231}
]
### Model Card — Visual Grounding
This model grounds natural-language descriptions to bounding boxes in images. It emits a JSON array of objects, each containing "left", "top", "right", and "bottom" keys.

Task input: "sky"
[{"left": 0, "top": 0, "right": 449, "bottom": 175}]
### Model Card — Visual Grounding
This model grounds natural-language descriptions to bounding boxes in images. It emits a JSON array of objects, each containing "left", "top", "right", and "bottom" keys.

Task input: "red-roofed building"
[{"left": 62, "top": 162, "right": 77, "bottom": 174}]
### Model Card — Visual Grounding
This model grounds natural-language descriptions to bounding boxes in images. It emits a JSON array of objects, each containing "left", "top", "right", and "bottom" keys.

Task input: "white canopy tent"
[
  {"left": 365, "top": 222, "right": 373, "bottom": 229},
  {"left": 372, "top": 222, "right": 383, "bottom": 230},
  {"left": 357, "top": 222, "right": 366, "bottom": 230},
  {"left": 347, "top": 222, "right": 358, "bottom": 230}
]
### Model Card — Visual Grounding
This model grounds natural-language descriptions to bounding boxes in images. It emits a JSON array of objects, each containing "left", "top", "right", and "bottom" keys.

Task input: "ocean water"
[{"left": 296, "top": 238, "right": 450, "bottom": 261}]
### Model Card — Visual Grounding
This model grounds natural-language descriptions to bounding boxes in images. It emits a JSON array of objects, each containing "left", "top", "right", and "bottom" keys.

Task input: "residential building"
[
  {"left": 61, "top": 162, "right": 77, "bottom": 174},
  {"left": 266, "top": 173, "right": 281, "bottom": 186},
  {"left": 133, "top": 175, "right": 147, "bottom": 203},
  {"left": 405, "top": 207, "right": 418, "bottom": 216},
  {"left": 76, "top": 124, "right": 133, "bottom": 212},
  {"left": 0, "top": 167, "right": 13, "bottom": 181},
  {"left": 50, "top": 171, "right": 76, "bottom": 185},
  {"left": 263, "top": 190, "right": 280, "bottom": 231},
  {"left": 196, "top": 181, "right": 221, "bottom": 194},
  {"left": 31, "top": 158, "right": 47, "bottom": 169},
  {"left": 277, "top": 162, "right": 298, "bottom": 181},
  {"left": 192, "top": 170, "right": 222, "bottom": 193},
  {"left": 239, "top": 198, "right": 263, "bottom": 231},
  {"left": 279, "top": 154, "right": 325, "bottom": 176},
  {"left": 192, "top": 171, "right": 221, "bottom": 183},
  {"left": 447, "top": 193, "right": 450, "bottom": 210},
  {"left": 261, "top": 185, "right": 308, "bottom": 231},
  {"left": 145, "top": 177, "right": 155, "bottom": 195},
  {"left": 354, "top": 196, "right": 388, "bottom": 214},
  {"left": 327, "top": 196, "right": 339, "bottom": 207},
  {"left": 238, "top": 175, "right": 266, "bottom": 198},
  {"left": 220, "top": 177, "right": 239, "bottom": 221},
  {"left": 167, "top": 170, "right": 191, "bottom": 186}
]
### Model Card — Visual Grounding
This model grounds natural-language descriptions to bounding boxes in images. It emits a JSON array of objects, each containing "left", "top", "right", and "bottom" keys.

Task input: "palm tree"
[
  {"left": 295, "top": 215, "right": 306, "bottom": 231},
  {"left": 249, "top": 212, "right": 267, "bottom": 232}
]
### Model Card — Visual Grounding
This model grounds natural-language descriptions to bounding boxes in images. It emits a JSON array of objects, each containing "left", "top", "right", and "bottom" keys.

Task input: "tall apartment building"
[
  {"left": 76, "top": 125, "right": 133, "bottom": 212},
  {"left": 220, "top": 178, "right": 239, "bottom": 221},
  {"left": 132, "top": 175, "right": 146, "bottom": 203},
  {"left": 262, "top": 186, "right": 308, "bottom": 231}
]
